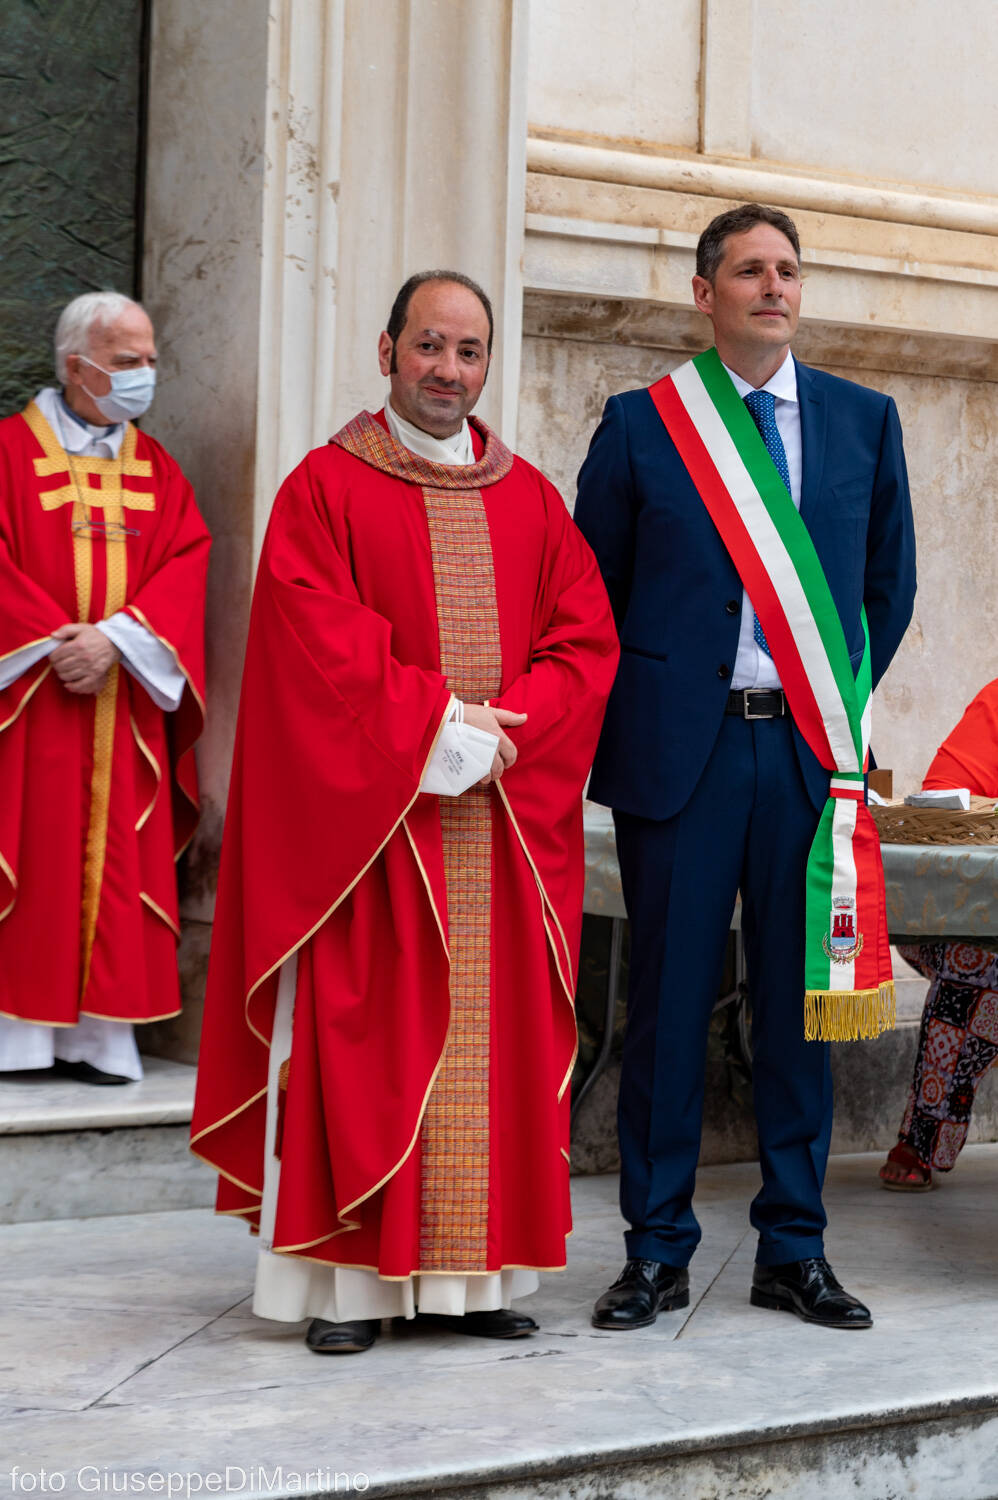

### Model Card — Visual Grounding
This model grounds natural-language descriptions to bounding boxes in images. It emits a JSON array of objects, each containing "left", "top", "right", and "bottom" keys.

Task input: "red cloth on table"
[{"left": 922, "top": 677, "right": 998, "bottom": 796}]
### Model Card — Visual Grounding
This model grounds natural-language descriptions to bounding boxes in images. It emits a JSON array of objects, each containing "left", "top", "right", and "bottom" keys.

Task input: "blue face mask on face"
[{"left": 79, "top": 357, "right": 157, "bottom": 423}]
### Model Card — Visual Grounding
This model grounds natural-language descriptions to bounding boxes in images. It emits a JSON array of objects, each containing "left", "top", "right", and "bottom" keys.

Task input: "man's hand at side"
[
  {"left": 50, "top": 622, "right": 121, "bottom": 695},
  {"left": 463, "top": 703, "right": 528, "bottom": 784}
]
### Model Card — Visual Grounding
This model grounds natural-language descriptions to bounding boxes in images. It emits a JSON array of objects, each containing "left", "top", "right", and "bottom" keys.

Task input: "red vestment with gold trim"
[
  {"left": 0, "top": 403, "right": 209, "bottom": 1026},
  {"left": 192, "top": 412, "right": 618, "bottom": 1276}
]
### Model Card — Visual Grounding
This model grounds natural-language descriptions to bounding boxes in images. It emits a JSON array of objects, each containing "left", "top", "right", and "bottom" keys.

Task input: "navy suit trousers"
[{"left": 614, "top": 711, "right": 833, "bottom": 1268}]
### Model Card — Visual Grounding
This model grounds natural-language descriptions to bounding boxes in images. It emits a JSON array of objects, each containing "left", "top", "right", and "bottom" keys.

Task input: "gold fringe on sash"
[{"left": 804, "top": 981, "right": 896, "bottom": 1042}]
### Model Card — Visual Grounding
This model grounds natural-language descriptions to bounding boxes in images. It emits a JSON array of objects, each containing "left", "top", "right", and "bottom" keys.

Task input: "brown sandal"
[{"left": 879, "top": 1142, "right": 933, "bottom": 1192}]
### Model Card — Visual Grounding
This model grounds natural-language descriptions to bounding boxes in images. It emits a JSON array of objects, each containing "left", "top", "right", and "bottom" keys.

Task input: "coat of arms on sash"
[{"left": 823, "top": 897, "right": 864, "bottom": 963}]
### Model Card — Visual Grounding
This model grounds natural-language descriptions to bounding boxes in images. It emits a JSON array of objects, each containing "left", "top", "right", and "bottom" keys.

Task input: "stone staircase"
[{"left": 0, "top": 1056, "right": 214, "bottom": 1224}]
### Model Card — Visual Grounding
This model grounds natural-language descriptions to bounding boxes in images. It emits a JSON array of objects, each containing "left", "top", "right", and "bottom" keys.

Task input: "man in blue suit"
[{"left": 575, "top": 203, "right": 916, "bottom": 1332}]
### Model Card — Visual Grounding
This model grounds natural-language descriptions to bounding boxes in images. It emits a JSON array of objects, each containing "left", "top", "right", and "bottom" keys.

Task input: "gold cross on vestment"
[
  {"left": 22, "top": 400, "right": 156, "bottom": 513},
  {"left": 21, "top": 398, "right": 155, "bottom": 625},
  {"left": 31, "top": 445, "right": 155, "bottom": 513}
]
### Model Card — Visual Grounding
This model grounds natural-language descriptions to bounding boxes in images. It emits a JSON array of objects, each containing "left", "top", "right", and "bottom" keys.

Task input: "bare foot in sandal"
[{"left": 879, "top": 1142, "right": 932, "bottom": 1192}]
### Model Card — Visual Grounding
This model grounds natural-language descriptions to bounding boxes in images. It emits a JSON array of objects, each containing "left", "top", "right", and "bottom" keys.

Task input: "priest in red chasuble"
[
  {"left": 0, "top": 293, "right": 209, "bottom": 1084},
  {"left": 192, "top": 272, "right": 618, "bottom": 1353}
]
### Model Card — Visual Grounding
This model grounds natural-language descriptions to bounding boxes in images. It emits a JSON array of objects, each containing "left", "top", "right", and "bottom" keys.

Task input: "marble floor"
[{"left": 1, "top": 1149, "right": 997, "bottom": 1498}]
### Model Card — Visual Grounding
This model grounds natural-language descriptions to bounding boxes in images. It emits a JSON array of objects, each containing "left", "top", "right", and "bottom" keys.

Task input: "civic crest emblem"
[{"left": 822, "top": 896, "right": 864, "bottom": 963}]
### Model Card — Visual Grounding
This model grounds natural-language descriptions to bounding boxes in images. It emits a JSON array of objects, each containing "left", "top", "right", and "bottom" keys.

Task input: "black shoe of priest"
[
  {"left": 51, "top": 1058, "right": 133, "bottom": 1086},
  {"left": 407, "top": 1308, "right": 538, "bottom": 1338},
  {"left": 305, "top": 1317, "right": 381, "bottom": 1353}
]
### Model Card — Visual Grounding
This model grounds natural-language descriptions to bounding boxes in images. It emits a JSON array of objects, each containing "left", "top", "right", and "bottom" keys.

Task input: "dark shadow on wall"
[{"left": 0, "top": 0, "right": 149, "bottom": 412}]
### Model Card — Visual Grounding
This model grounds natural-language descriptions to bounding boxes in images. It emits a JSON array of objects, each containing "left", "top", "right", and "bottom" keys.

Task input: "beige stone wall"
[
  {"left": 744, "top": 0, "right": 998, "bottom": 195},
  {"left": 528, "top": 0, "right": 998, "bottom": 196},
  {"left": 527, "top": 0, "right": 701, "bottom": 149}
]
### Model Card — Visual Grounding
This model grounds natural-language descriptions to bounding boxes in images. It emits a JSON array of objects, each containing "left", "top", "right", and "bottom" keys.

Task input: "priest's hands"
[
  {"left": 50, "top": 622, "right": 121, "bottom": 695},
  {"left": 463, "top": 703, "right": 528, "bottom": 785}
]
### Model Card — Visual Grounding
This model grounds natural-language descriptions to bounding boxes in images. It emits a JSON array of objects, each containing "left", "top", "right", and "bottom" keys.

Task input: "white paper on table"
[{"left": 904, "top": 789, "right": 971, "bottom": 811}]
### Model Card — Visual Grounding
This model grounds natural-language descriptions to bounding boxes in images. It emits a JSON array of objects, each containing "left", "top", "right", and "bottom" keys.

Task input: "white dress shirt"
[
  {"left": 723, "top": 353, "right": 802, "bottom": 690},
  {"left": 0, "top": 388, "right": 186, "bottom": 711}
]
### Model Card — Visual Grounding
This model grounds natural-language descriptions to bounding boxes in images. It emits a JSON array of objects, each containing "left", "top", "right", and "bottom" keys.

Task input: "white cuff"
[
  {"left": 0, "top": 637, "right": 57, "bottom": 692},
  {"left": 97, "top": 613, "right": 186, "bottom": 712}
]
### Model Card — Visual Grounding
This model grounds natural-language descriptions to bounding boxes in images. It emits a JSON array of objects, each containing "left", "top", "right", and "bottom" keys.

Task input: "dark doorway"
[{"left": 0, "top": 0, "right": 150, "bottom": 413}]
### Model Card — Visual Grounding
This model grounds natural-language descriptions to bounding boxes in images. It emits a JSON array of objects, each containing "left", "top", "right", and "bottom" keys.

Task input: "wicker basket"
[{"left": 871, "top": 795, "right": 998, "bottom": 846}]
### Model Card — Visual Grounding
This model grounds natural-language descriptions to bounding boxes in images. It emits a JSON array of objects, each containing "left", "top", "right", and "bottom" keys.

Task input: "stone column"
[{"left": 141, "top": 0, "right": 528, "bottom": 1058}]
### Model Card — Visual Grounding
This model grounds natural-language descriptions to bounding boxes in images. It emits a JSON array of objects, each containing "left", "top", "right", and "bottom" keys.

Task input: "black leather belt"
[{"left": 725, "top": 688, "right": 786, "bottom": 719}]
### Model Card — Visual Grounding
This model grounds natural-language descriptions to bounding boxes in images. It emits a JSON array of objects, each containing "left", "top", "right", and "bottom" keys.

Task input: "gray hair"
[{"left": 54, "top": 292, "right": 145, "bottom": 383}]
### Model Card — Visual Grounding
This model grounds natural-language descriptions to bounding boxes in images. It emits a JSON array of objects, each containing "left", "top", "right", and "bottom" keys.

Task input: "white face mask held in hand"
[
  {"left": 422, "top": 719, "right": 500, "bottom": 796},
  {"left": 78, "top": 357, "right": 157, "bottom": 423}
]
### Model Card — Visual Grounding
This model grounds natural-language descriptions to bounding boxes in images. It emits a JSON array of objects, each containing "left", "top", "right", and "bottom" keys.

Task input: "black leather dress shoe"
[
  {"left": 407, "top": 1308, "right": 538, "bottom": 1339},
  {"left": 751, "top": 1258, "right": 872, "bottom": 1329},
  {"left": 305, "top": 1317, "right": 381, "bottom": 1353},
  {"left": 51, "top": 1058, "right": 133, "bottom": 1086},
  {"left": 591, "top": 1258, "right": 690, "bottom": 1330}
]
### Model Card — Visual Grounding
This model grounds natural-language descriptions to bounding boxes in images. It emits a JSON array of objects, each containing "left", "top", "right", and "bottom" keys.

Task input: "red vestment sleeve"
[
  {"left": 0, "top": 534, "right": 67, "bottom": 919},
  {"left": 192, "top": 451, "right": 453, "bottom": 1200},
  {"left": 922, "top": 678, "right": 998, "bottom": 798},
  {"left": 0, "top": 421, "right": 68, "bottom": 654},
  {"left": 0, "top": 532, "right": 64, "bottom": 715},
  {"left": 0, "top": 534, "right": 68, "bottom": 658},
  {"left": 0, "top": 505, "right": 70, "bottom": 725},
  {"left": 122, "top": 436, "right": 210, "bottom": 853},
  {"left": 489, "top": 480, "right": 620, "bottom": 998}
]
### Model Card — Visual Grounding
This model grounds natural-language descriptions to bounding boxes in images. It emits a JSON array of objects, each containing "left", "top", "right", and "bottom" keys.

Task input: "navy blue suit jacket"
[{"left": 574, "top": 358, "right": 917, "bottom": 820}]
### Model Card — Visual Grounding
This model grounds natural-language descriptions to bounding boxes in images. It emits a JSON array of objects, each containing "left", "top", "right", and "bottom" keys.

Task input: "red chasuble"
[
  {"left": 0, "top": 402, "right": 209, "bottom": 1025},
  {"left": 923, "top": 678, "right": 998, "bottom": 798},
  {"left": 192, "top": 411, "right": 618, "bottom": 1276}
]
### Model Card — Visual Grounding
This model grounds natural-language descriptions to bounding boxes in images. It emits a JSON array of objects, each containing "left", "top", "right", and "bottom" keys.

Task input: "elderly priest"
[
  {"left": 192, "top": 270, "right": 618, "bottom": 1354},
  {"left": 0, "top": 292, "right": 209, "bottom": 1085}
]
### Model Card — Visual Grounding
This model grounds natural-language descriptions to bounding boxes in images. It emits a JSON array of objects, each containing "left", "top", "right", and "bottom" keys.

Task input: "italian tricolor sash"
[{"left": 648, "top": 348, "right": 895, "bottom": 1042}]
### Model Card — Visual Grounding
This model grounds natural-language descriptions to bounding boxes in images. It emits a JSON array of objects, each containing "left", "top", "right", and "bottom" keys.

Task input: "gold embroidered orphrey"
[
  {"left": 21, "top": 400, "right": 157, "bottom": 995},
  {"left": 419, "top": 483, "right": 502, "bottom": 1273}
]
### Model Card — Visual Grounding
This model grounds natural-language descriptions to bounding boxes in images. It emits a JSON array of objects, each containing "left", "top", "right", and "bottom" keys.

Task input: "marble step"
[
  {"left": 0, "top": 1057, "right": 215, "bottom": 1224},
  {"left": 2, "top": 1156, "right": 997, "bottom": 1500}
]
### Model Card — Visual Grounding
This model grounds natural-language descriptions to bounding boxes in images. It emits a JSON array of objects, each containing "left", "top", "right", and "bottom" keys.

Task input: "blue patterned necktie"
[{"left": 743, "top": 388, "right": 791, "bottom": 659}]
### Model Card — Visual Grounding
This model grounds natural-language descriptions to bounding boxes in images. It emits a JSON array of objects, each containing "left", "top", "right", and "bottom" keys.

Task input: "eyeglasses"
[{"left": 71, "top": 520, "right": 140, "bottom": 539}]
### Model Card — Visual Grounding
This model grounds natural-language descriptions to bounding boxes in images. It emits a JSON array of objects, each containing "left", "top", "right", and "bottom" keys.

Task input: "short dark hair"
[
  {"left": 386, "top": 270, "right": 494, "bottom": 355},
  {"left": 696, "top": 204, "right": 801, "bottom": 282}
]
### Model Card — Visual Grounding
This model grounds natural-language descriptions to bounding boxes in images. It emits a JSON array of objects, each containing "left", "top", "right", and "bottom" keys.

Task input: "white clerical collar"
[
  {"left": 721, "top": 351, "right": 798, "bottom": 405},
  {"left": 35, "top": 386, "right": 125, "bottom": 458},
  {"left": 384, "top": 396, "right": 474, "bottom": 466}
]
